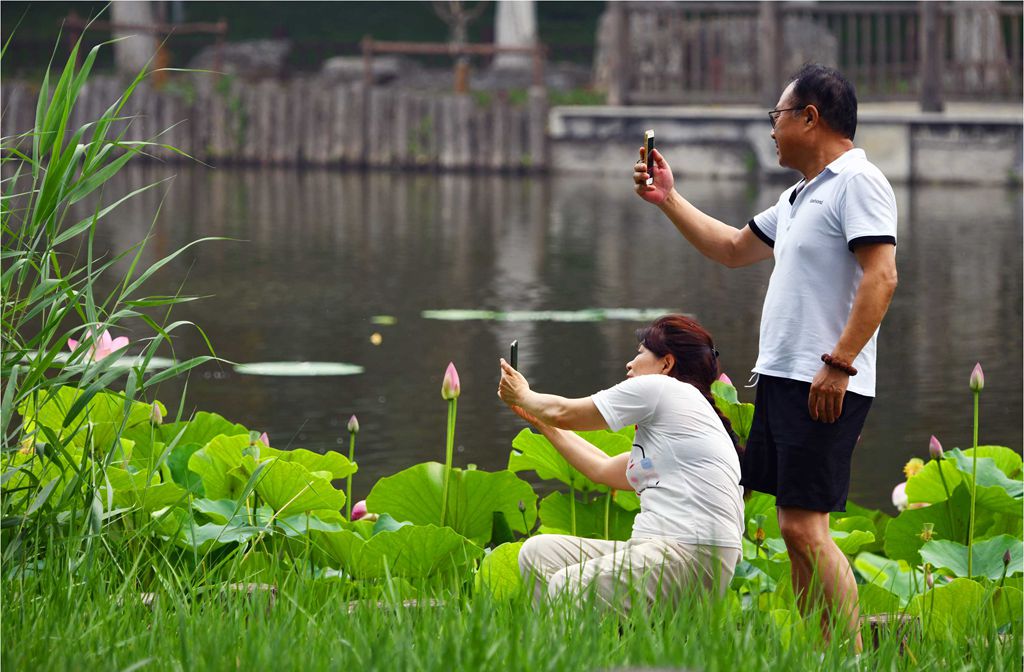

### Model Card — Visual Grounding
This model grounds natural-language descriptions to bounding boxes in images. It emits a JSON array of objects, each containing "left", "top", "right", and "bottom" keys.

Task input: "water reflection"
[{"left": 74, "top": 165, "right": 1022, "bottom": 510}]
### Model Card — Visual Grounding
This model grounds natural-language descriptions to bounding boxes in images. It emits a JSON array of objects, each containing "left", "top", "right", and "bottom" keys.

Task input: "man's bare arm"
[
  {"left": 634, "top": 149, "right": 773, "bottom": 268},
  {"left": 809, "top": 243, "right": 898, "bottom": 423}
]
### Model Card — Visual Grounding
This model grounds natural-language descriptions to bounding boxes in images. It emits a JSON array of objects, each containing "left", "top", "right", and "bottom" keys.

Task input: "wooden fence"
[
  {"left": 0, "top": 76, "right": 548, "bottom": 172},
  {"left": 603, "top": 1, "right": 1023, "bottom": 107}
]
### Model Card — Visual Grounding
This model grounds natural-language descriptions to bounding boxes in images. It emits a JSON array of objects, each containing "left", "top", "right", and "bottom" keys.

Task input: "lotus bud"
[
  {"left": 351, "top": 500, "right": 368, "bottom": 521},
  {"left": 1004, "top": 549, "right": 1012, "bottom": 567},
  {"left": 441, "top": 362, "right": 461, "bottom": 400},
  {"left": 755, "top": 527, "right": 766, "bottom": 545},
  {"left": 969, "top": 363, "right": 984, "bottom": 392},
  {"left": 891, "top": 482, "right": 908, "bottom": 511},
  {"left": 928, "top": 435, "right": 943, "bottom": 460},
  {"left": 924, "top": 563, "right": 934, "bottom": 589},
  {"left": 718, "top": 373, "right": 733, "bottom": 386},
  {"left": 518, "top": 500, "right": 526, "bottom": 513},
  {"left": 903, "top": 458, "right": 925, "bottom": 479},
  {"left": 347, "top": 414, "right": 359, "bottom": 435},
  {"left": 918, "top": 522, "right": 935, "bottom": 542},
  {"left": 150, "top": 404, "right": 163, "bottom": 425},
  {"left": 258, "top": 432, "right": 270, "bottom": 446}
]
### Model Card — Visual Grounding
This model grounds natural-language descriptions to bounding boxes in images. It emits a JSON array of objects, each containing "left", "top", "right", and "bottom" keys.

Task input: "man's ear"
[{"left": 805, "top": 105, "right": 820, "bottom": 128}]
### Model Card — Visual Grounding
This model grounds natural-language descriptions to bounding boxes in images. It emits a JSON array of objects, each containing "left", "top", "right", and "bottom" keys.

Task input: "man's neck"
[{"left": 797, "top": 138, "right": 856, "bottom": 181}]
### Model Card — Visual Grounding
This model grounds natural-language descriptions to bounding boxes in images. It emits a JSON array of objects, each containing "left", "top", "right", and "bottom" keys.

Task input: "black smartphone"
[
  {"left": 510, "top": 340, "right": 518, "bottom": 370},
  {"left": 644, "top": 129, "right": 655, "bottom": 185}
]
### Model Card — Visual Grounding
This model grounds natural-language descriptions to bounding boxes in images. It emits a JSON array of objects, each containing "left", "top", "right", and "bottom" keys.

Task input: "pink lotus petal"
[
  {"left": 67, "top": 339, "right": 80, "bottom": 352},
  {"left": 441, "top": 361, "right": 461, "bottom": 400},
  {"left": 109, "top": 336, "right": 130, "bottom": 351},
  {"left": 98, "top": 330, "right": 113, "bottom": 349},
  {"left": 351, "top": 500, "right": 368, "bottom": 521},
  {"left": 718, "top": 373, "right": 733, "bottom": 386},
  {"left": 969, "top": 363, "right": 985, "bottom": 392},
  {"left": 258, "top": 432, "right": 270, "bottom": 446}
]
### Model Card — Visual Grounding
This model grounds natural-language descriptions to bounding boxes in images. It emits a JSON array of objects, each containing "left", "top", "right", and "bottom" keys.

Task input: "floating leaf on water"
[
  {"left": 421, "top": 309, "right": 499, "bottom": 321},
  {"left": 370, "top": 315, "right": 397, "bottom": 325},
  {"left": 420, "top": 308, "right": 676, "bottom": 323},
  {"left": 23, "top": 351, "right": 177, "bottom": 371},
  {"left": 233, "top": 361, "right": 364, "bottom": 377}
]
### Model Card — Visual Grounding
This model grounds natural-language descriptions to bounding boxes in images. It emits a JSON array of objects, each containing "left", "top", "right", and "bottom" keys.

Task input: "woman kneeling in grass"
[{"left": 497, "top": 315, "right": 744, "bottom": 610}]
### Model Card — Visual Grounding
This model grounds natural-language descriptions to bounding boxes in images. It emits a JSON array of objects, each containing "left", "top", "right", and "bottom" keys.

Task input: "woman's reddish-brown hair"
[{"left": 636, "top": 314, "right": 741, "bottom": 456}]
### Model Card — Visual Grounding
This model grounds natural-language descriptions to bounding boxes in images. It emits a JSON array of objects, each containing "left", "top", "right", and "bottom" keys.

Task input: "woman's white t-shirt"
[{"left": 591, "top": 375, "right": 744, "bottom": 550}]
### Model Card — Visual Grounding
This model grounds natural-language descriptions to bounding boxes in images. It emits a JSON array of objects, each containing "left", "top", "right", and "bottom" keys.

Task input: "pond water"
[{"left": 79, "top": 165, "right": 1022, "bottom": 511}]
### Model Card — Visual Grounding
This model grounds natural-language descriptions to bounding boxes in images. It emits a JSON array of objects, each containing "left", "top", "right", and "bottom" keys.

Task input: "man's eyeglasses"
[{"left": 768, "top": 106, "right": 804, "bottom": 128}]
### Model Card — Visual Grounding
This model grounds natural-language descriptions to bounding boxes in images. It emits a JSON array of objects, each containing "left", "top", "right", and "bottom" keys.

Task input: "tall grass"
[
  {"left": 3, "top": 549, "right": 1020, "bottom": 672},
  {"left": 1, "top": 28, "right": 218, "bottom": 572}
]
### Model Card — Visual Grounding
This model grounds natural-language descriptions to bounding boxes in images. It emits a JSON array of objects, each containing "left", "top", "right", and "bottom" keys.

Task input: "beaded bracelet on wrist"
[{"left": 821, "top": 353, "right": 858, "bottom": 376}]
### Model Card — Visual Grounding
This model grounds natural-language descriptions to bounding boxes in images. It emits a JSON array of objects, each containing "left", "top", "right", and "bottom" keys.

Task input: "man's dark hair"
[{"left": 788, "top": 63, "right": 858, "bottom": 140}]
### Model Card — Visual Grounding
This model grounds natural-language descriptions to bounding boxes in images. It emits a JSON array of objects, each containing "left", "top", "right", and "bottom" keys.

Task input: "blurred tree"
[
  {"left": 111, "top": 0, "right": 158, "bottom": 75},
  {"left": 432, "top": 1, "right": 489, "bottom": 91}
]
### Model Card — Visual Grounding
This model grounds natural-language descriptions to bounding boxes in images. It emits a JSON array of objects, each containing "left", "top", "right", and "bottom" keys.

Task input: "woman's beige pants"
[{"left": 518, "top": 535, "right": 741, "bottom": 611}]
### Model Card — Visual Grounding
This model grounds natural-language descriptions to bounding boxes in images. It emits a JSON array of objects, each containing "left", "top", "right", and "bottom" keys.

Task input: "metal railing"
[{"left": 604, "top": 1, "right": 1022, "bottom": 108}]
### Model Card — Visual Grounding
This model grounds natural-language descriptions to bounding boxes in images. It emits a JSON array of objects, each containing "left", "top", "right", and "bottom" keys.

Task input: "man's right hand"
[{"left": 634, "top": 148, "right": 674, "bottom": 205}]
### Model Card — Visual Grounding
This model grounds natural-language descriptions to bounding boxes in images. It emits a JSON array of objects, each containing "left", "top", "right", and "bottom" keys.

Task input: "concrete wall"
[{"left": 549, "top": 106, "right": 1023, "bottom": 185}]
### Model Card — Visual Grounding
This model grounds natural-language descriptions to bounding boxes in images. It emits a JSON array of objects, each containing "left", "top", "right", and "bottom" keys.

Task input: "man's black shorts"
[{"left": 740, "top": 374, "right": 872, "bottom": 513}]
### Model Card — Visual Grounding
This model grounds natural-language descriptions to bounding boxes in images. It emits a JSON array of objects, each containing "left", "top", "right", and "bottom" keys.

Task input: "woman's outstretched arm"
[
  {"left": 510, "top": 405, "right": 631, "bottom": 491},
  {"left": 497, "top": 359, "right": 607, "bottom": 430}
]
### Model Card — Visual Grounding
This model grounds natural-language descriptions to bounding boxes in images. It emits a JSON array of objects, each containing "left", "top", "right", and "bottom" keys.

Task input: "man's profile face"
[{"left": 770, "top": 81, "right": 802, "bottom": 169}]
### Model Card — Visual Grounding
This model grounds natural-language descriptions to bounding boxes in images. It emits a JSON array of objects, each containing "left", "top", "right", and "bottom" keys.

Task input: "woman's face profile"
[{"left": 626, "top": 344, "right": 669, "bottom": 378}]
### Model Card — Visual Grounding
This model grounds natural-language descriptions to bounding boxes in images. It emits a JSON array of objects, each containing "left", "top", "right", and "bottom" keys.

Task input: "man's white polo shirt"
[{"left": 747, "top": 148, "right": 897, "bottom": 398}]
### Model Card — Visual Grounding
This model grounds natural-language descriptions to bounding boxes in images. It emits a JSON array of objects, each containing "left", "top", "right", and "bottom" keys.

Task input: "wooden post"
[
  {"left": 919, "top": 1, "right": 944, "bottom": 112},
  {"left": 607, "top": 1, "right": 629, "bottom": 105},
  {"left": 758, "top": 1, "right": 783, "bottom": 106},
  {"left": 758, "top": 1, "right": 783, "bottom": 105}
]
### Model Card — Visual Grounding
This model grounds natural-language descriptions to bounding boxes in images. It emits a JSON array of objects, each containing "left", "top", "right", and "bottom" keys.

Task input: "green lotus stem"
[
  {"left": 569, "top": 481, "right": 577, "bottom": 536},
  {"left": 346, "top": 431, "right": 356, "bottom": 520},
  {"left": 967, "top": 389, "right": 980, "bottom": 577},
  {"left": 603, "top": 490, "right": 612, "bottom": 540},
  {"left": 440, "top": 397, "right": 457, "bottom": 527},
  {"left": 936, "top": 459, "right": 957, "bottom": 540}
]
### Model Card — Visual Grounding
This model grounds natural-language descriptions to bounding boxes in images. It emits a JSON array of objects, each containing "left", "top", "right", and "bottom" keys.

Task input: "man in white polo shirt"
[{"left": 632, "top": 64, "right": 898, "bottom": 650}]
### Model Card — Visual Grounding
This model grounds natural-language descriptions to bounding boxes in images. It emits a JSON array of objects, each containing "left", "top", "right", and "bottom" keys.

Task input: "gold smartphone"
[{"left": 643, "top": 129, "right": 655, "bottom": 185}]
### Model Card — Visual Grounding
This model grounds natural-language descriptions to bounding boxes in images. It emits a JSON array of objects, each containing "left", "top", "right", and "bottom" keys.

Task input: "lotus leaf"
[
  {"left": 187, "top": 434, "right": 252, "bottom": 500},
  {"left": 856, "top": 582, "right": 901, "bottom": 615},
  {"left": 192, "top": 498, "right": 273, "bottom": 527},
  {"left": 963, "top": 445, "right": 1022, "bottom": 478},
  {"left": 831, "top": 529, "right": 876, "bottom": 555},
  {"left": 992, "top": 586, "right": 1024, "bottom": 631},
  {"left": 19, "top": 386, "right": 164, "bottom": 457},
  {"left": 123, "top": 411, "right": 249, "bottom": 467},
  {"left": 904, "top": 459, "right": 963, "bottom": 505},
  {"left": 373, "top": 513, "right": 413, "bottom": 535},
  {"left": 908, "top": 578, "right": 989, "bottom": 639},
  {"left": 831, "top": 513, "right": 884, "bottom": 553},
  {"left": 475, "top": 541, "right": 524, "bottom": 601},
  {"left": 919, "top": 534, "right": 1024, "bottom": 579},
  {"left": 258, "top": 445, "right": 356, "bottom": 480},
  {"left": 711, "top": 380, "right": 754, "bottom": 444},
  {"left": 275, "top": 510, "right": 345, "bottom": 537},
  {"left": 945, "top": 449, "right": 1024, "bottom": 514},
  {"left": 536, "top": 491, "right": 636, "bottom": 540},
  {"left": 508, "top": 428, "right": 632, "bottom": 492},
  {"left": 314, "top": 523, "right": 484, "bottom": 579},
  {"left": 744, "top": 492, "right": 782, "bottom": 540},
  {"left": 167, "top": 442, "right": 206, "bottom": 494},
  {"left": 884, "top": 485, "right": 972, "bottom": 564},
  {"left": 366, "top": 463, "right": 537, "bottom": 546},
  {"left": 154, "top": 506, "right": 264, "bottom": 554},
  {"left": 854, "top": 552, "right": 924, "bottom": 606},
  {"left": 254, "top": 458, "right": 346, "bottom": 516},
  {"left": 613, "top": 489, "right": 640, "bottom": 511}
]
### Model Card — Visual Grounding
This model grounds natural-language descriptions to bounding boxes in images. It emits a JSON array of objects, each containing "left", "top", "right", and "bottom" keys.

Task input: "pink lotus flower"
[
  {"left": 351, "top": 500, "right": 368, "bottom": 521},
  {"left": 347, "top": 414, "right": 359, "bottom": 434},
  {"left": 929, "top": 435, "right": 944, "bottom": 460},
  {"left": 258, "top": 432, "right": 270, "bottom": 446},
  {"left": 441, "top": 362, "right": 461, "bottom": 400},
  {"left": 892, "top": 482, "right": 909, "bottom": 511},
  {"left": 718, "top": 373, "right": 733, "bottom": 386},
  {"left": 67, "top": 329, "right": 129, "bottom": 362},
  {"left": 969, "top": 363, "right": 984, "bottom": 392}
]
